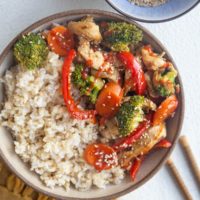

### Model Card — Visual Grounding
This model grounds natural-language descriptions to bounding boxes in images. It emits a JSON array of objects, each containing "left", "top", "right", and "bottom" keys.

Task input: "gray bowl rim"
[
  {"left": 106, "top": 0, "right": 200, "bottom": 23},
  {"left": 0, "top": 9, "right": 185, "bottom": 200}
]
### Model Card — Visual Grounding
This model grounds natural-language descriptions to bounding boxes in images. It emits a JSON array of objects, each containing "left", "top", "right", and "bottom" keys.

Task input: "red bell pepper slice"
[
  {"left": 118, "top": 51, "right": 146, "bottom": 95},
  {"left": 112, "top": 114, "right": 152, "bottom": 152},
  {"left": 62, "top": 49, "right": 97, "bottom": 121},
  {"left": 130, "top": 157, "right": 144, "bottom": 181},
  {"left": 155, "top": 139, "right": 172, "bottom": 149}
]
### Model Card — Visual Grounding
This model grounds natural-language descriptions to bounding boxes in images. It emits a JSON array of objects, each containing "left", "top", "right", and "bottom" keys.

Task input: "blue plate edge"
[{"left": 106, "top": 0, "right": 200, "bottom": 23}]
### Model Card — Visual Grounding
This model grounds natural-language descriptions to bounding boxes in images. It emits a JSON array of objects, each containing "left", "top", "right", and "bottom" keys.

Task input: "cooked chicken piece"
[
  {"left": 120, "top": 123, "right": 166, "bottom": 168},
  {"left": 144, "top": 98, "right": 157, "bottom": 111},
  {"left": 91, "top": 52, "right": 122, "bottom": 82},
  {"left": 96, "top": 68, "right": 120, "bottom": 83},
  {"left": 105, "top": 52, "right": 123, "bottom": 68},
  {"left": 68, "top": 16, "right": 102, "bottom": 43},
  {"left": 135, "top": 49, "right": 144, "bottom": 67},
  {"left": 99, "top": 118, "right": 119, "bottom": 140},
  {"left": 78, "top": 37, "right": 104, "bottom": 70},
  {"left": 141, "top": 46, "right": 166, "bottom": 71},
  {"left": 91, "top": 62, "right": 120, "bottom": 82},
  {"left": 145, "top": 72, "right": 160, "bottom": 98}
]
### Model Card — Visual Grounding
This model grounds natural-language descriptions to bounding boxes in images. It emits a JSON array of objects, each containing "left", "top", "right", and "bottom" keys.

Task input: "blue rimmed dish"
[{"left": 106, "top": 0, "right": 200, "bottom": 23}]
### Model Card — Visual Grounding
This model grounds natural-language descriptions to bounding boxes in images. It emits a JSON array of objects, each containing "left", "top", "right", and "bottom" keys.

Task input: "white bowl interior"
[{"left": 0, "top": 12, "right": 183, "bottom": 199}]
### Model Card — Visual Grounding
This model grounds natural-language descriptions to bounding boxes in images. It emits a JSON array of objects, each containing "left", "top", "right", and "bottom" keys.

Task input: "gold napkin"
[{"left": 0, "top": 158, "right": 55, "bottom": 200}]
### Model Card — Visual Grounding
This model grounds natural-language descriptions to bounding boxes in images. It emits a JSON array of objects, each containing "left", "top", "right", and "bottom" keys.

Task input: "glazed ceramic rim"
[
  {"left": 0, "top": 9, "right": 184, "bottom": 200},
  {"left": 106, "top": 0, "right": 200, "bottom": 23}
]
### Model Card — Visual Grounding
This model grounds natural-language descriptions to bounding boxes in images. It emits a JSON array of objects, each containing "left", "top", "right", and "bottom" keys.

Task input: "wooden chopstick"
[
  {"left": 179, "top": 135, "right": 200, "bottom": 187},
  {"left": 166, "top": 159, "right": 193, "bottom": 200}
]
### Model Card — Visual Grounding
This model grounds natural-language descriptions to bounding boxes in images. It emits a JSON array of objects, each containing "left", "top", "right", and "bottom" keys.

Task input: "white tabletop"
[{"left": 0, "top": 0, "right": 200, "bottom": 199}]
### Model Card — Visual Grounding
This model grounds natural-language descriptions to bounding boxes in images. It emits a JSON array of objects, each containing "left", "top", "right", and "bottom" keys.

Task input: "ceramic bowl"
[
  {"left": 107, "top": 0, "right": 199, "bottom": 22},
  {"left": 0, "top": 10, "right": 184, "bottom": 200}
]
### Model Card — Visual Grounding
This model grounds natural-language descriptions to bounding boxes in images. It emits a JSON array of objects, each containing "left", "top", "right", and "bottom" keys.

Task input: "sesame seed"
[
  {"left": 59, "top": 34, "right": 65, "bottom": 39},
  {"left": 95, "top": 162, "right": 101, "bottom": 166}
]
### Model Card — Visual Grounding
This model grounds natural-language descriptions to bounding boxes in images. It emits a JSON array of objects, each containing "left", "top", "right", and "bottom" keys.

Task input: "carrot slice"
[
  {"left": 47, "top": 26, "right": 74, "bottom": 56},
  {"left": 153, "top": 95, "right": 178, "bottom": 126},
  {"left": 84, "top": 144, "right": 118, "bottom": 171}
]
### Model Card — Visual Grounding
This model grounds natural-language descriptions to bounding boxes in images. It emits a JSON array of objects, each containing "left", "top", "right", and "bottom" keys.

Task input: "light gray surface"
[{"left": 0, "top": 0, "right": 200, "bottom": 199}]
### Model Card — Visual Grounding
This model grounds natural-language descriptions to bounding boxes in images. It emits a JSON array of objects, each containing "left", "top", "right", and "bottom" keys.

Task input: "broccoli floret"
[
  {"left": 157, "top": 85, "right": 171, "bottom": 97},
  {"left": 72, "top": 63, "right": 86, "bottom": 88},
  {"left": 117, "top": 96, "right": 145, "bottom": 136},
  {"left": 100, "top": 22, "right": 143, "bottom": 52},
  {"left": 14, "top": 33, "right": 49, "bottom": 70},
  {"left": 72, "top": 64, "right": 104, "bottom": 103},
  {"left": 153, "top": 65, "right": 177, "bottom": 97},
  {"left": 111, "top": 42, "right": 130, "bottom": 52},
  {"left": 87, "top": 77, "right": 105, "bottom": 103}
]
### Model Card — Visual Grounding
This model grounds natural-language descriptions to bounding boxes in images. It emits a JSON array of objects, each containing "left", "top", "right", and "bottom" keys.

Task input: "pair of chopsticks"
[{"left": 166, "top": 135, "right": 200, "bottom": 200}]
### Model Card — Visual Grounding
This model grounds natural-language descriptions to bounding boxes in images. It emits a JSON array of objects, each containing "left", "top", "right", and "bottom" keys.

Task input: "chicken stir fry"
[{"left": 13, "top": 16, "right": 180, "bottom": 182}]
